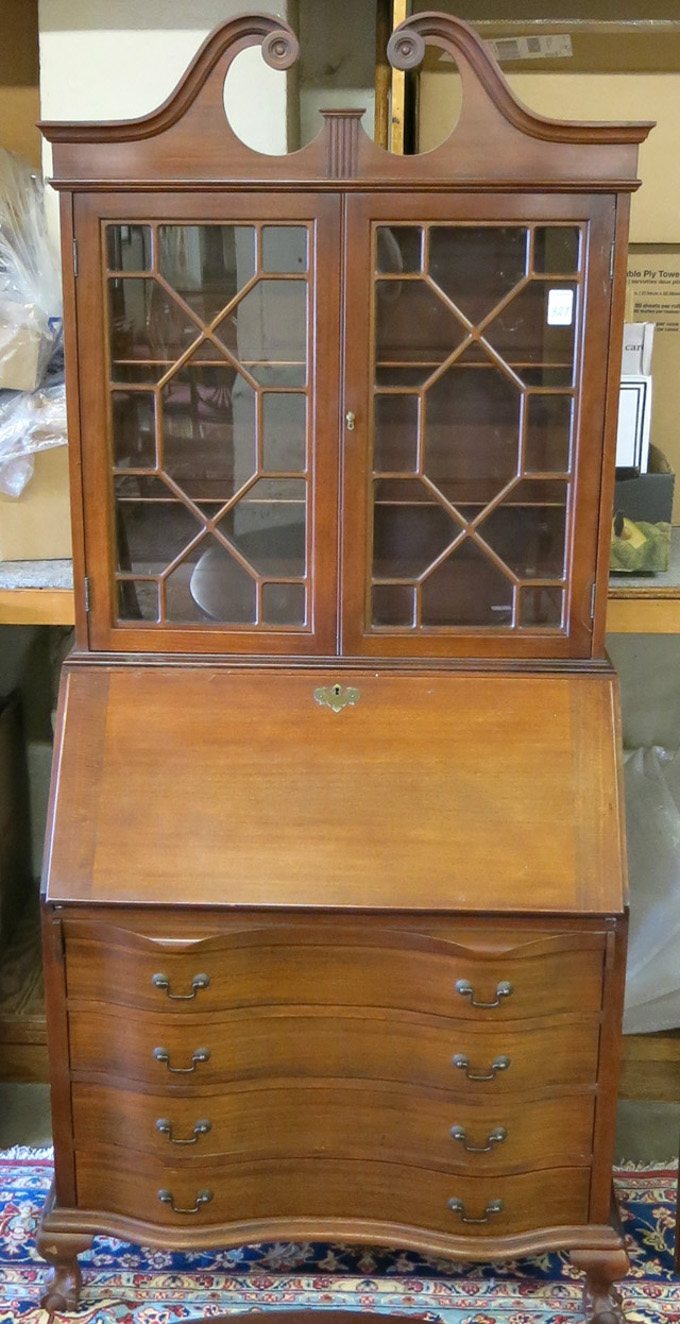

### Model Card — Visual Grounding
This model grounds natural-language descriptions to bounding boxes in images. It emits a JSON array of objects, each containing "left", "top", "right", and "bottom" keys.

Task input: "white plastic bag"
[
  {"left": 0, "top": 150, "right": 62, "bottom": 393},
  {"left": 0, "top": 381, "right": 67, "bottom": 497},
  {"left": 623, "top": 745, "right": 680, "bottom": 1033}
]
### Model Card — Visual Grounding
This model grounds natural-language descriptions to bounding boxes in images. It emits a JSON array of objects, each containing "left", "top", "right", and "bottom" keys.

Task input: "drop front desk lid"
[{"left": 43, "top": 665, "right": 625, "bottom": 914}]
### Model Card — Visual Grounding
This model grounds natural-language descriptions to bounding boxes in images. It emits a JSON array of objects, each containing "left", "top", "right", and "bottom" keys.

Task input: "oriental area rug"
[{"left": 0, "top": 1150, "right": 677, "bottom": 1324}]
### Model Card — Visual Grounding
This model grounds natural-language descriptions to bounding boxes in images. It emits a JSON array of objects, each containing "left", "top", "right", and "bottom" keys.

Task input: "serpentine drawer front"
[
  {"left": 74, "top": 1150, "right": 592, "bottom": 1235},
  {"left": 63, "top": 923, "right": 607, "bottom": 1019},
  {"left": 71, "top": 1081, "right": 597, "bottom": 1172}
]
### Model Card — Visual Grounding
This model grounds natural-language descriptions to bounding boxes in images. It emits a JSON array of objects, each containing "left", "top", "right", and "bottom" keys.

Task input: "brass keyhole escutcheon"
[{"left": 314, "top": 683, "right": 361, "bottom": 713}]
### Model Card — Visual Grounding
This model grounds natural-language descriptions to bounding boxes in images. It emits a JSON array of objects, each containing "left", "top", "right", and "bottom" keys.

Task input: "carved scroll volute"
[
  {"left": 166, "top": 16, "right": 300, "bottom": 144},
  {"left": 387, "top": 13, "right": 524, "bottom": 152}
]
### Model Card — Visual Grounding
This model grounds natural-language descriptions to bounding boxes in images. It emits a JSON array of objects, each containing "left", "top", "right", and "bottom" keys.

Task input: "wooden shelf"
[
  {"left": 1, "top": 534, "right": 680, "bottom": 633},
  {"left": 0, "top": 561, "right": 75, "bottom": 626}
]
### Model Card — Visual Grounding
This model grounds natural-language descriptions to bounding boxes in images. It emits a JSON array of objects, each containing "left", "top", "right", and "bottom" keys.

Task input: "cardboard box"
[
  {"left": 626, "top": 247, "right": 680, "bottom": 521},
  {"left": 0, "top": 445, "right": 71, "bottom": 560},
  {"left": 621, "top": 322, "right": 655, "bottom": 375},
  {"left": 616, "top": 375, "right": 652, "bottom": 471},
  {"left": 611, "top": 445, "right": 675, "bottom": 573},
  {"left": 0, "top": 305, "right": 47, "bottom": 393}
]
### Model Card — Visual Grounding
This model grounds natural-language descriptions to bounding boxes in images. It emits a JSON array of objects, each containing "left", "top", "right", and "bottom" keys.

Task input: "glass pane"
[
  {"left": 107, "top": 225, "right": 151, "bottom": 272},
  {"left": 262, "top": 582, "right": 306, "bottom": 626},
  {"left": 115, "top": 489, "right": 202, "bottom": 575},
  {"left": 525, "top": 395, "right": 573, "bottom": 473},
  {"left": 117, "top": 579, "right": 159, "bottom": 622},
  {"left": 423, "top": 365, "right": 520, "bottom": 506},
  {"left": 373, "top": 479, "right": 459, "bottom": 579},
  {"left": 374, "top": 394, "right": 419, "bottom": 473},
  {"left": 533, "top": 227, "right": 580, "bottom": 275},
  {"left": 161, "top": 362, "right": 256, "bottom": 503},
  {"left": 218, "top": 478, "right": 306, "bottom": 577},
  {"left": 429, "top": 227, "right": 527, "bottom": 324},
  {"left": 478, "top": 480, "right": 568, "bottom": 579},
  {"left": 179, "top": 541, "right": 257, "bottom": 624},
  {"left": 372, "top": 584, "right": 416, "bottom": 627},
  {"left": 519, "top": 585, "right": 564, "bottom": 627},
  {"left": 262, "top": 227, "right": 308, "bottom": 274},
  {"left": 421, "top": 542, "right": 514, "bottom": 626},
  {"left": 112, "top": 391, "right": 156, "bottom": 469},
  {"left": 377, "top": 226, "right": 423, "bottom": 274},
  {"left": 262, "top": 394, "right": 306, "bottom": 472},
  {"left": 217, "top": 280, "right": 307, "bottom": 387},
  {"left": 485, "top": 281, "right": 577, "bottom": 383},
  {"left": 109, "top": 279, "right": 200, "bottom": 382},
  {"left": 376, "top": 279, "right": 466, "bottom": 377},
  {"left": 158, "top": 225, "right": 256, "bottom": 323}
]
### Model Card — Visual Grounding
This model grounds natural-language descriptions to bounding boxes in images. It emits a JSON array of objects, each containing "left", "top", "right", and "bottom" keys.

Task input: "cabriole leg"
[
  {"left": 37, "top": 1225, "right": 93, "bottom": 1311},
  {"left": 570, "top": 1248, "right": 630, "bottom": 1324}
]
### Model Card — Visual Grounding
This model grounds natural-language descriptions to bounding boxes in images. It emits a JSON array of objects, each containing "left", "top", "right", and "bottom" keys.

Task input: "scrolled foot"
[
  {"left": 571, "top": 1248, "right": 629, "bottom": 1324},
  {"left": 40, "top": 1258, "right": 82, "bottom": 1312}
]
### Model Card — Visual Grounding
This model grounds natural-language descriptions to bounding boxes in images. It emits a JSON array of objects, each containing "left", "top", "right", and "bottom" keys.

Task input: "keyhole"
[{"left": 332, "top": 684, "right": 341, "bottom": 696}]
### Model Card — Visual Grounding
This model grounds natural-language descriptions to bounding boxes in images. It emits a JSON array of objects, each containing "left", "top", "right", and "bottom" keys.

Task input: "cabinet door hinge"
[
  {"left": 591, "top": 582, "right": 597, "bottom": 619},
  {"left": 609, "top": 240, "right": 615, "bottom": 280},
  {"left": 84, "top": 576, "right": 91, "bottom": 613},
  {"left": 72, "top": 239, "right": 79, "bottom": 277}
]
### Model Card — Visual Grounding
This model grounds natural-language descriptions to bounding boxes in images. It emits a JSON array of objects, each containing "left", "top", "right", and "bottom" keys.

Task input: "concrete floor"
[{"left": 0, "top": 1083, "right": 678, "bottom": 1160}]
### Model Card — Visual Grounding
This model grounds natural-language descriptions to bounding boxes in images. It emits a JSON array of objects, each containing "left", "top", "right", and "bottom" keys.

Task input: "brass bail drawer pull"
[
  {"left": 450, "top": 1125, "right": 507, "bottom": 1153},
  {"left": 158, "top": 1188, "right": 213, "bottom": 1216},
  {"left": 447, "top": 1196, "right": 504, "bottom": 1224},
  {"left": 155, "top": 1117, "right": 212, "bottom": 1145},
  {"left": 153, "top": 1046, "right": 210, "bottom": 1074},
  {"left": 455, "top": 978, "right": 513, "bottom": 1009},
  {"left": 452, "top": 1053, "right": 510, "bottom": 1081},
  {"left": 152, "top": 972, "right": 210, "bottom": 1001}
]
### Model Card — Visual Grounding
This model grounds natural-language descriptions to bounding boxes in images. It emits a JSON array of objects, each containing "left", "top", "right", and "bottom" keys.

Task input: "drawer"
[
  {"left": 74, "top": 1149, "right": 591, "bottom": 1237},
  {"left": 72, "top": 1080, "right": 596, "bottom": 1173},
  {"left": 64, "top": 922, "right": 606, "bottom": 1020},
  {"left": 68, "top": 1005, "right": 601, "bottom": 1091}
]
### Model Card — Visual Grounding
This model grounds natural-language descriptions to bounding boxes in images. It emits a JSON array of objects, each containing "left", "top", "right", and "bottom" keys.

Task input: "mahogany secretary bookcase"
[{"left": 37, "top": 12, "right": 652, "bottom": 1319}]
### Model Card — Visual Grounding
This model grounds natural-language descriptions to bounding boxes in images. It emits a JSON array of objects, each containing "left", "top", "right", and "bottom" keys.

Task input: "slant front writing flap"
[{"left": 44, "top": 665, "right": 624, "bottom": 913}]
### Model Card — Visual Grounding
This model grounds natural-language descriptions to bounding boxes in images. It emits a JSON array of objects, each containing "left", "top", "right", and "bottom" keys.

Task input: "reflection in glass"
[
  {"left": 161, "top": 363, "right": 256, "bottom": 502},
  {"left": 262, "top": 582, "right": 306, "bottom": 626},
  {"left": 424, "top": 365, "right": 520, "bottom": 504},
  {"left": 219, "top": 280, "right": 307, "bottom": 386},
  {"left": 478, "top": 480, "right": 568, "bottom": 579},
  {"left": 534, "top": 227, "right": 580, "bottom": 275},
  {"left": 107, "top": 225, "right": 152, "bottom": 272},
  {"left": 117, "top": 579, "right": 159, "bottom": 622},
  {"left": 372, "top": 584, "right": 416, "bottom": 627},
  {"left": 158, "top": 226, "right": 256, "bottom": 323},
  {"left": 218, "top": 478, "right": 306, "bottom": 577},
  {"left": 485, "top": 281, "right": 577, "bottom": 380},
  {"left": 374, "top": 394, "right": 419, "bottom": 473},
  {"left": 421, "top": 541, "right": 513, "bottom": 626},
  {"left": 184, "top": 542, "right": 257, "bottom": 623},
  {"left": 115, "top": 489, "right": 202, "bottom": 575},
  {"left": 525, "top": 395, "right": 573, "bottom": 473},
  {"left": 109, "top": 279, "right": 200, "bottom": 382},
  {"left": 429, "top": 227, "right": 527, "bottom": 324},
  {"left": 112, "top": 391, "right": 156, "bottom": 469},
  {"left": 376, "top": 226, "right": 423, "bottom": 274},
  {"left": 376, "top": 279, "right": 466, "bottom": 375},
  {"left": 262, "top": 227, "right": 308, "bottom": 274},
  {"left": 519, "top": 585, "right": 563, "bottom": 627},
  {"left": 373, "top": 480, "right": 459, "bottom": 579},
  {"left": 262, "top": 394, "right": 306, "bottom": 472}
]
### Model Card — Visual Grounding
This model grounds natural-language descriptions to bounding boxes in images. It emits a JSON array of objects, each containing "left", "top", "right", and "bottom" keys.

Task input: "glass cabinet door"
[
  {"left": 341, "top": 194, "right": 616, "bottom": 659},
  {"left": 76, "top": 194, "right": 340, "bottom": 655}
]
